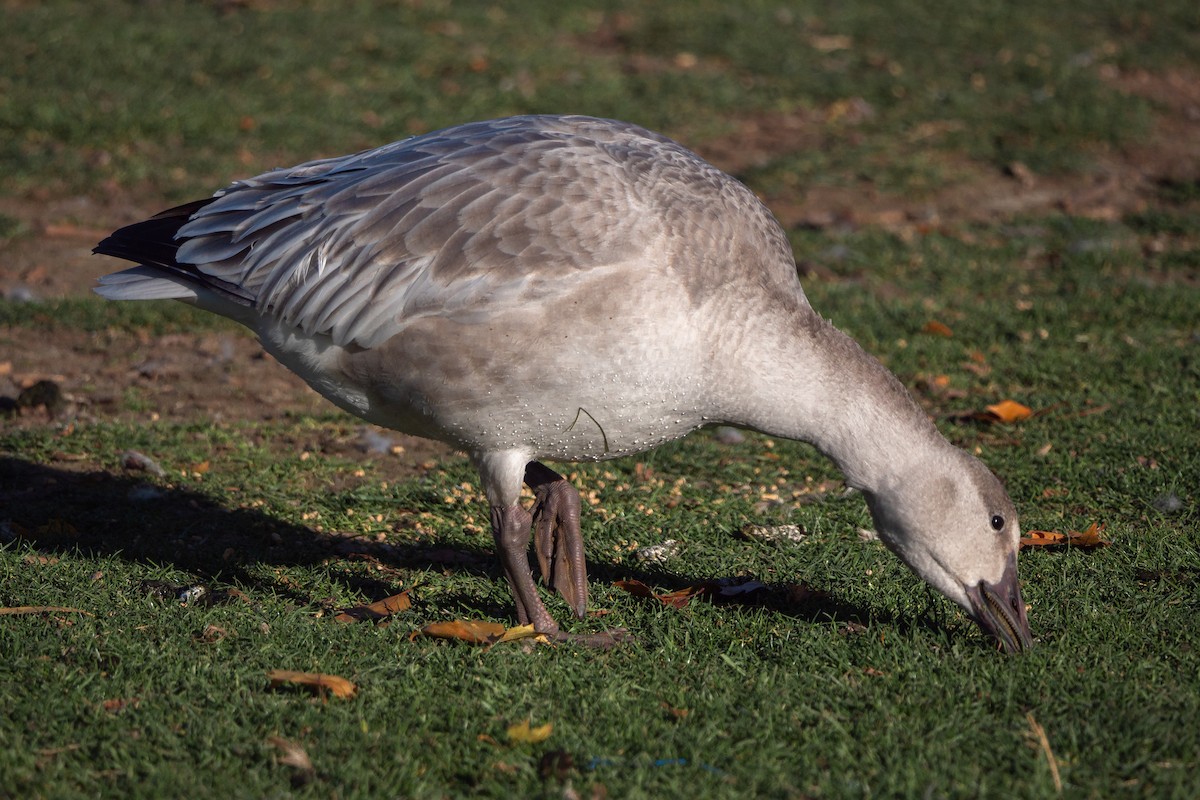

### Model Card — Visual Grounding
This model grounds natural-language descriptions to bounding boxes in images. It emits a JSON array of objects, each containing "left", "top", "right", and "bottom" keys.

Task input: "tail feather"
[{"left": 94, "top": 198, "right": 254, "bottom": 308}]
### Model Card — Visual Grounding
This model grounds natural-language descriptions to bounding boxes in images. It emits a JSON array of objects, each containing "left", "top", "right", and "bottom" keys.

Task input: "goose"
[{"left": 95, "top": 114, "right": 1032, "bottom": 652}]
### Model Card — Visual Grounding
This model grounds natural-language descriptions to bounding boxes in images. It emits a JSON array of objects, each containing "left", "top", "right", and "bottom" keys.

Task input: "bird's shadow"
[{"left": 2, "top": 456, "right": 905, "bottom": 636}]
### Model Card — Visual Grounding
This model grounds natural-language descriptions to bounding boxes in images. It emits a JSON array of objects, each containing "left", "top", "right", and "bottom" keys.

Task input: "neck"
[{"left": 716, "top": 308, "right": 946, "bottom": 493}]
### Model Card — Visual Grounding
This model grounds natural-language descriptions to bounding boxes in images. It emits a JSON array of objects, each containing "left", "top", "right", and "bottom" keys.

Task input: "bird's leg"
[
  {"left": 524, "top": 461, "right": 588, "bottom": 619},
  {"left": 490, "top": 503, "right": 560, "bottom": 634}
]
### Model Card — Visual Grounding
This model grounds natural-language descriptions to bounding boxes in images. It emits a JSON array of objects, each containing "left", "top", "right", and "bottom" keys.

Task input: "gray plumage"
[{"left": 96, "top": 115, "right": 1032, "bottom": 651}]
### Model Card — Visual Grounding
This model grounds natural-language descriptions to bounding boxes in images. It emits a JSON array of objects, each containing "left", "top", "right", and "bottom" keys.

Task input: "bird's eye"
[{"left": 990, "top": 514, "right": 1005, "bottom": 531}]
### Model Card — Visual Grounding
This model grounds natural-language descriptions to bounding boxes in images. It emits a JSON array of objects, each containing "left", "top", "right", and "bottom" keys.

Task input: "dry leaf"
[
  {"left": 986, "top": 400, "right": 1034, "bottom": 423},
  {"left": 266, "top": 670, "right": 357, "bottom": 699},
  {"left": 506, "top": 719, "right": 554, "bottom": 744},
  {"left": 334, "top": 591, "right": 411, "bottom": 623},
  {"left": 413, "top": 619, "right": 507, "bottom": 644},
  {"left": 1020, "top": 522, "right": 1109, "bottom": 550},
  {"left": 922, "top": 320, "right": 954, "bottom": 337},
  {"left": 495, "top": 623, "right": 541, "bottom": 644},
  {"left": 100, "top": 697, "right": 140, "bottom": 713},
  {"left": 613, "top": 579, "right": 710, "bottom": 609}
]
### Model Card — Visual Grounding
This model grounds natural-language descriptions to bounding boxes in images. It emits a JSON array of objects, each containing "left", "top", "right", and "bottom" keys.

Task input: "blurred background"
[{"left": 2, "top": 0, "right": 1196, "bottom": 299}]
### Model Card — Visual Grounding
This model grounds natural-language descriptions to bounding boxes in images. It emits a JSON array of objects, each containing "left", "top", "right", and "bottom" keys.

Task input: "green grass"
[
  {"left": 3, "top": 0, "right": 1196, "bottom": 198},
  {"left": 5, "top": 216, "right": 1199, "bottom": 798},
  {"left": 3, "top": 0, "right": 1200, "bottom": 797}
]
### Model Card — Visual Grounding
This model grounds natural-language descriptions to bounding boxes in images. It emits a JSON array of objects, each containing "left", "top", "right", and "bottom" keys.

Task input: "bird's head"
[{"left": 863, "top": 448, "right": 1032, "bottom": 653}]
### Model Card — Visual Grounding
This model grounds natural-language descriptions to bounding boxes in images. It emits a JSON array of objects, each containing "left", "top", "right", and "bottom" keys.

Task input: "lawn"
[{"left": 1, "top": 1, "right": 1198, "bottom": 798}]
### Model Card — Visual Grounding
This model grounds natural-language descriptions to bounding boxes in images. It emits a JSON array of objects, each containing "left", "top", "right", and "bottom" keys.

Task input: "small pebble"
[
  {"left": 714, "top": 426, "right": 745, "bottom": 445},
  {"left": 121, "top": 449, "right": 166, "bottom": 477},
  {"left": 1152, "top": 493, "right": 1183, "bottom": 513},
  {"left": 740, "top": 524, "right": 807, "bottom": 544},
  {"left": 634, "top": 539, "right": 680, "bottom": 565}
]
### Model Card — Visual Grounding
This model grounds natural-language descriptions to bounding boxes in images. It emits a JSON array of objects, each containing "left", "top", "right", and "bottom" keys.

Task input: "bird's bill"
[{"left": 965, "top": 556, "right": 1033, "bottom": 653}]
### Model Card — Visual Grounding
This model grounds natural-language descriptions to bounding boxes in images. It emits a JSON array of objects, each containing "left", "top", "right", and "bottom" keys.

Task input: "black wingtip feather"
[
  {"left": 94, "top": 197, "right": 256, "bottom": 309},
  {"left": 93, "top": 199, "right": 216, "bottom": 269}
]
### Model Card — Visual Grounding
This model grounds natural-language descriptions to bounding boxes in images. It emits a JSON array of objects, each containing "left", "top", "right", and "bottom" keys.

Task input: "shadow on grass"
[{"left": 1, "top": 456, "right": 894, "bottom": 635}]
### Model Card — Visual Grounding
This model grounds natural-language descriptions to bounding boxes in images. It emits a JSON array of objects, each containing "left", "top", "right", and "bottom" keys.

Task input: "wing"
[{"left": 166, "top": 116, "right": 695, "bottom": 347}]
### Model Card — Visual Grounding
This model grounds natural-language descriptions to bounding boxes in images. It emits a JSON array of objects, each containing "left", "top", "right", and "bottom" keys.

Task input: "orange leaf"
[
  {"left": 614, "top": 579, "right": 711, "bottom": 609},
  {"left": 414, "top": 619, "right": 507, "bottom": 644},
  {"left": 100, "top": 697, "right": 140, "bottom": 713},
  {"left": 985, "top": 399, "right": 1033, "bottom": 423},
  {"left": 334, "top": 591, "right": 412, "bottom": 623},
  {"left": 1020, "top": 530, "right": 1067, "bottom": 547},
  {"left": 506, "top": 719, "right": 554, "bottom": 744},
  {"left": 613, "top": 578, "right": 656, "bottom": 598},
  {"left": 495, "top": 623, "right": 542, "bottom": 643},
  {"left": 1020, "top": 523, "right": 1109, "bottom": 550},
  {"left": 922, "top": 320, "right": 954, "bottom": 337},
  {"left": 1067, "top": 522, "right": 1110, "bottom": 548},
  {"left": 266, "top": 670, "right": 357, "bottom": 699}
]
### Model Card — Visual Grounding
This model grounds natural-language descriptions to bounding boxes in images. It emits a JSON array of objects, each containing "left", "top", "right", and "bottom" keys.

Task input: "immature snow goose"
[{"left": 95, "top": 115, "right": 1032, "bottom": 652}]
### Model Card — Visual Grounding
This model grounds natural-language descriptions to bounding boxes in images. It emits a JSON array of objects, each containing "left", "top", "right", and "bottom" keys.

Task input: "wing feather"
[{"left": 123, "top": 115, "right": 786, "bottom": 348}]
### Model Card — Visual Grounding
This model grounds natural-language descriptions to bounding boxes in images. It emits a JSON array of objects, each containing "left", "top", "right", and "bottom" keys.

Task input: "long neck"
[{"left": 714, "top": 307, "right": 946, "bottom": 493}]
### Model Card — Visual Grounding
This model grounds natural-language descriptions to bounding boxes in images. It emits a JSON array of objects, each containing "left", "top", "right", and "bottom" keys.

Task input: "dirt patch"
[
  {"left": 694, "top": 67, "right": 1200, "bottom": 232},
  {"left": 0, "top": 324, "right": 451, "bottom": 481}
]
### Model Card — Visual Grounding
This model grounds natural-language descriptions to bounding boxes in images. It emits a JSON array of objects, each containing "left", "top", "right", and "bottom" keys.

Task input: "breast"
[{"left": 314, "top": 266, "right": 722, "bottom": 461}]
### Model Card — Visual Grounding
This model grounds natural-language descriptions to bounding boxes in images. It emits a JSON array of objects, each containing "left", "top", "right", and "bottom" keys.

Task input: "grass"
[
  {"left": 2, "top": 0, "right": 1199, "bottom": 797},
  {"left": 5, "top": 217, "right": 1198, "bottom": 798}
]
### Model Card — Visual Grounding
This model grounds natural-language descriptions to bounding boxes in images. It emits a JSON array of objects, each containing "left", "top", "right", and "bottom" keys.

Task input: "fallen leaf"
[
  {"left": 921, "top": 320, "right": 954, "bottom": 337},
  {"left": 100, "top": 697, "right": 140, "bottom": 713},
  {"left": 334, "top": 591, "right": 412, "bottom": 623},
  {"left": 985, "top": 400, "right": 1034, "bottom": 423},
  {"left": 1066, "top": 522, "right": 1110, "bottom": 548},
  {"left": 612, "top": 578, "right": 656, "bottom": 599},
  {"left": 495, "top": 623, "right": 541, "bottom": 644},
  {"left": 614, "top": 579, "right": 711, "bottom": 609},
  {"left": 1020, "top": 530, "right": 1067, "bottom": 547},
  {"left": 1020, "top": 522, "right": 1109, "bottom": 550},
  {"left": 506, "top": 719, "right": 554, "bottom": 744},
  {"left": 0, "top": 606, "right": 93, "bottom": 616},
  {"left": 266, "top": 670, "right": 357, "bottom": 699},
  {"left": 413, "top": 619, "right": 507, "bottom": 644}
]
